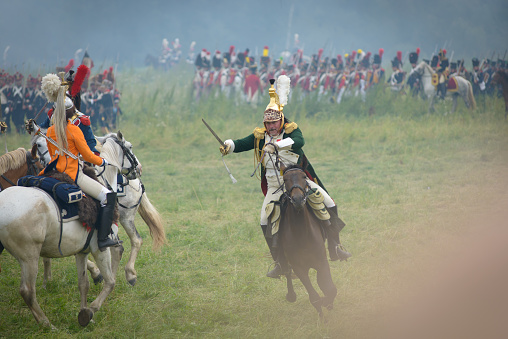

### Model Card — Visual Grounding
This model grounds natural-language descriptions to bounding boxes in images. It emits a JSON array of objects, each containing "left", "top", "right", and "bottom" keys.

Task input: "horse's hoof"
[
  {"left": 128, "top": 278, "right": 137, "bottom": 286},
  {"left": 78, "top": 308, "right": 94, "bottom": 327},
  {"left": 286, "top": 292, "right": 297, "bottom": 303},
  {"left": 93, "top": 274, "right": 103, "bottom": 285}
]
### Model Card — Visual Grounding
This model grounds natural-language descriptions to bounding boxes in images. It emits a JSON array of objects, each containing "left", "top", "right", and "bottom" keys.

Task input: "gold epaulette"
[
  {"left": 253, "top": 127, "right": 266, "bottom": 139},
  {"left": 284, "top": 122, "right": 298, "bottom": 133}
]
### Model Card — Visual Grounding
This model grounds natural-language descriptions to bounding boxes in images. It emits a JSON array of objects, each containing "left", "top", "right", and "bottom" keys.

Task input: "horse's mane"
[
  {"left": 100, "top": 137, "right": 123, "bottom": 170},
  {"left": 417, "top": 61, "right": 433, "bottom": 73},
  {"left": 0, "top": 148, "right": 27, "bottom": 175}
]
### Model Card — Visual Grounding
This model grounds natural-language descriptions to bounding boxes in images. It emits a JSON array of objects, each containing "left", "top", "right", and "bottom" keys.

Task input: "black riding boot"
[
  {"left": 261, "top": 225, "right": 289, "bottom": 278},
  {"left": 97, "top": 192, "right": 121, "bottom": 251},
  {"left": 326, "top": 206, "right": 352, "bottom": 261}
]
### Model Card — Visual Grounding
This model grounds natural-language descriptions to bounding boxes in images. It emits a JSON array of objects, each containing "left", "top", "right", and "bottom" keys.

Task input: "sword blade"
[{"left": 202, "top": 119, "right": 225, "bottom": 146}]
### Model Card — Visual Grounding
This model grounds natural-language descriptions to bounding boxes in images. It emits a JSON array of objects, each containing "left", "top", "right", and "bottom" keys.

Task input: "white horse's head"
[
  {"left": 413, "top": 61, "right": 433, "bottom": 77},
  {"left": 30, "top": 130, "right": 51, "bottom": 166},
  {"left": 98, "top": 131, "right": 142, "bottom": 180}
]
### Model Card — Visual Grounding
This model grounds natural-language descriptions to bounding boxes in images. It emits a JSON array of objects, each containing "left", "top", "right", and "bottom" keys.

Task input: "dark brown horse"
[
  {"left": 0, "top": 145, "right": 42, "bottom": 191},
  {"left": 491, "top": 70, "right": 508, "bottom": 118},
  {"left": 278, "top": 162, "right": 337, "bottom": 318}
]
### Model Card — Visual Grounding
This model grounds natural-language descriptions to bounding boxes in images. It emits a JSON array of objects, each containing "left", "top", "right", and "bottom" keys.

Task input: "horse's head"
[
  {"left": 280, "top": 162, "right": 310, "bottom": 211},
  {"left": 100, "top": 131, "right": 141, "bottom": 180},
  {"left": 412, "top": 61, "right": 429, "bottom": 76},
  {"left": 30, "top": 130, "right": 51, "bottom": 166}
]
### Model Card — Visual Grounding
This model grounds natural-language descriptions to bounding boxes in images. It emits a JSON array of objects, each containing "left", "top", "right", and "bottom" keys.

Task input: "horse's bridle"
[
  {"left": 97, "top": 137, "right": 140, "bottom": 182},
  {"left": 281, "top": 167, "right": 312, "bottom": 207},
  {"left": 112, "top": 138, "right": 140, "bottom": 180}
]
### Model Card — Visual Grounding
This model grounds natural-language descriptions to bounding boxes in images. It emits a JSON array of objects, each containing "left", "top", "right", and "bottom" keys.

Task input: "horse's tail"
[
  {"left": 468, "top": 81, "right": 477, "bottom": 110},
  {"left": 138, "top": 192, "right": 166, "bottom": 250}
]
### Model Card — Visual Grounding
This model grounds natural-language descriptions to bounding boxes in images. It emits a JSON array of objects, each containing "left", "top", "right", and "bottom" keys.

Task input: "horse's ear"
[
  {"left": 31, "top": 144, "right": 38, "bottom": 159},
  {"left": 117, "top": 130, "right": 124, "bottom": 141}
]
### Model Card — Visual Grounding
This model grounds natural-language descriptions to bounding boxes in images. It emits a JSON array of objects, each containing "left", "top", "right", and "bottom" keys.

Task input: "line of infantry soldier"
[
  {"left": 0, "top": 60, "right": 122, "bottom": 135},
  {"left": 188, "top": 38, "right": 506, "bottom": 105}
]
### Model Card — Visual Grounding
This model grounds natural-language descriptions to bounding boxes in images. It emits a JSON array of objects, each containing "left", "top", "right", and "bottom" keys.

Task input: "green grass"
[{"left": 1, "top": 66, "right": 508, "bottom": 338}]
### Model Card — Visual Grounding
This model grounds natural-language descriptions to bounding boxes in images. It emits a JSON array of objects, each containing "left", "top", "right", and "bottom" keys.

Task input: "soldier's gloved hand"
[
  {"left": 0, "top": 121, "right": 7, "bottom": 133},
  {"left": 24, "top": 119, "right": 35, "bottom": 134},
  {"left": 219, "top": 139, "right": 234, "bottom": 156},
  {"left": 264, "top": 143, "right": 278, "bottom": 154},
  {"left": 101, "top": 158, "right": 109, "bottom": 167},
  {"left": 219, "top": 144, "right": 231, "bottom": 156}
]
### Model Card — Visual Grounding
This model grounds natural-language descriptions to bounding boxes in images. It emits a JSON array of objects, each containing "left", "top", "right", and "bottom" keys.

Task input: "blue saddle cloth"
[{"left": 17, "top": 175, "right": 83, "bottom": 220}]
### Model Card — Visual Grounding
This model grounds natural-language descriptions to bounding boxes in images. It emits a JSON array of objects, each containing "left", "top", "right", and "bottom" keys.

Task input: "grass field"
[{"left": 1, "top": 66, "right": 507, "bottom": 338}]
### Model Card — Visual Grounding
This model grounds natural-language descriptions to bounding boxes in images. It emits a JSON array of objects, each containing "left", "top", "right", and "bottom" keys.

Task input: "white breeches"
[
  {"left": 76, "top": 169, "right": 110, "bottom": 205},
  {"left": 259, "top": 175, "right": 335, "bottom": 226}
]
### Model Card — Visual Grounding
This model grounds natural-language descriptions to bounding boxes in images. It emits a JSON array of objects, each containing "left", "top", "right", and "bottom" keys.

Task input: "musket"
[{"left": 201, "top": 118, "right": 236, "bottom": 184}]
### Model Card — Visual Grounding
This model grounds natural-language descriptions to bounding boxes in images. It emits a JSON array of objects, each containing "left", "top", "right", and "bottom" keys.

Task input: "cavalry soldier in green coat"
[{"left": 220, "top": 76, "right": 351, "bottom": 278}]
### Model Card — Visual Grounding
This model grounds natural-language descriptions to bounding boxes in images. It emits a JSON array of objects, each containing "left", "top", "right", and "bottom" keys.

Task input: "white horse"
[
  {"left": 32, "top": 131, "right": 166, "bottom": 286},
  {"left": 0, "top": 137, "right": 127, "bottom": 328},
  {"left": 411, "top": 61, "right": 476, "bottom": 113}
]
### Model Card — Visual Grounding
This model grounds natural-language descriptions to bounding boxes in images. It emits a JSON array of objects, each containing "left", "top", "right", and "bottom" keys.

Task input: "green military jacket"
[{"left": 232, "top": 119, "right": 327, "bottom": 193}]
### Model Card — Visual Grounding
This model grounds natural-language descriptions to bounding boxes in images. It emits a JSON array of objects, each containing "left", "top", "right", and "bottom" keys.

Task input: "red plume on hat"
[
  {"left": 103, "top": 69, "right": 108, "bottom": 77},
  {"left": 416, "top": 47, "right": 420, "bottom": 56},
  {"left": 379, "top": 48, "right": 384, "bottom": 59},
  {"left": 64, "top": 59, "right": 75, "bottom": 73},
  {"left": 318, "top": 48, "right": 323, "bottom": 60},
  {"left": 71, "top": 64, "right": 89, "bottom": 97},
  {"left": 351, "top": 50, "right": 357, "bottom": 59},
  {"left": 229, "top": 45, "right": 235, "bottom": 55},
  {"left": 337, "top": 55, "right": 342, "bottom": 64},
  {"left": 396, "top": 51, "right": 402, "bottom": 62}
]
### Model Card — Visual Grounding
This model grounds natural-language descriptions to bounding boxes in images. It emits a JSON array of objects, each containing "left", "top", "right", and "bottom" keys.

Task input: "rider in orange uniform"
[{"left": 38, "top": 75, "right": 120, "bottom": 251}]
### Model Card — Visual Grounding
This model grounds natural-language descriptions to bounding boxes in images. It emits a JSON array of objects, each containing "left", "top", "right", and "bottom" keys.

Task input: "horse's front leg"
[
  {"left": 75, "top": 253, "right": 90, "bottom": 311},
  {"left": 119, "top": 208, "right": 142, "bottom": 286},
  {"left": 451, "top": 95, "right": 458, "bottom": 113},
  {"left": 285, "top": 269, "right": 296, "bottom": 303},
  {"left": 42, "top": 257, "right": 51, "bottom": 289},
  {"left": 316, "top": 265, "right": 337, "bottom": 311},
  {"left": 78, "top": 248, "right": 116, "bottom": 327},
  {"left": 293, "top": 266, "right": 323, "bottom": 317},
  {"left": 87, "top": 259, "right": 103, "bottom": 285}
]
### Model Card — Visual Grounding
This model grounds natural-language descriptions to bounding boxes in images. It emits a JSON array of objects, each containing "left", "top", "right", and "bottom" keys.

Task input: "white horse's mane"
[
  {"left": 100, "top": 137, "right": 123, "bottom": 171},
  {"left": 416, "top": 61, "right": 433, "bottom": 74},
  {"left": 0, "top": 148, "right": 27, "bottom": 175}
]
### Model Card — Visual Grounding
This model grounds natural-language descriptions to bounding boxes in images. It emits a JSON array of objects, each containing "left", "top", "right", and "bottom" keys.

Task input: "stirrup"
[
  {"left": 98, "top": 238, "right": 123, "bottom": 252},
  {"left": 266, "top": 262, "right": 289, "bottom": 279},
  {"left": 334, "top": 244, "right": 352, "bottom": 262}
]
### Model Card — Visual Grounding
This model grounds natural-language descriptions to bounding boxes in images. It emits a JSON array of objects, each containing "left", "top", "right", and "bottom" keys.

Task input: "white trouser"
[
  {"left": 260, "top": 175, "right": 335, "bottom": 226},
  {"left": 76, "top": 169, "right": 110, "bottom": 205}
]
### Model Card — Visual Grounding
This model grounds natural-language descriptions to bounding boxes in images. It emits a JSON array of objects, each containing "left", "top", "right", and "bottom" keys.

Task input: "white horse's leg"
[
  {"left": 19, "top": 256, "right": 53, "bottom": 328},
  {"left": 42, "top": 257, "right": 51, "bottom": 289},
  {"left": 86, "top": 259, "right": 103, "bottom": 285},
  {"left": 75, "top": 253, "right": 90, "bottom": 310},
  {"left": 119, "top": 208, "right": 142, "bottom": 286},
  {"left": 78, "top": 248, "right": 116, "bottom": 327},
  {"left": 451, "top": 95, "right": 458, "bottom": 113}
]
